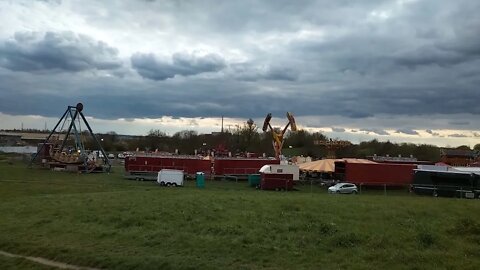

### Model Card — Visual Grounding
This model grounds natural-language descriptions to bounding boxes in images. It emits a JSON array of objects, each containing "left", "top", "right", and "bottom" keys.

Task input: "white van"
[
  {"left": 157, "top": 169, "right": 184, "bottom": 187},
  {"left": 259, "top": 164, "right": 300, "bottom": 181}
]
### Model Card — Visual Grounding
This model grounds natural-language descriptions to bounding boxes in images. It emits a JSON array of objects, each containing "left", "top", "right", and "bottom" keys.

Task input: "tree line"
[
  {"left": 13, "top": 125, "right": 476, "bottom": 162},
  {"left": 82, "top": 123, "right": 480, "bottom": 162}
]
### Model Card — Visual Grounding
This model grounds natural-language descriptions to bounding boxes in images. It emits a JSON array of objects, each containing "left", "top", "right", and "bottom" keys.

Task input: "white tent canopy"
[{"left": 298, "top": 158, "right": 376, "bottom": 173}]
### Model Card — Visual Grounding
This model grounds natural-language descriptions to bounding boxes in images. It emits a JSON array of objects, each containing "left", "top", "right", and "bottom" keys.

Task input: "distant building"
[
  {"left": 440, "top": 149, "right": 479, "bottom": 166},
  {"left": 0, "top": 133, "right": 22, "bottom": 146},
  {"left": 366, "top": 155, "right": 433, "bottom": 165},
  {"left": 0, "top": 131, "right": 64, "bottom": 146}
]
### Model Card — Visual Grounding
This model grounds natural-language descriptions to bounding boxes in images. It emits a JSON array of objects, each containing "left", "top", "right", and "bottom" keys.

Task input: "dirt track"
[{"left": 0, "top": 250, "right": 101, "bottom": 270}]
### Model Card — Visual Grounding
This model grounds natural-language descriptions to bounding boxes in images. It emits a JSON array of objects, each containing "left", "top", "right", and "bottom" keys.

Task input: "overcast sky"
[{"left": 1, "top": 0, "right": 479, "bottom": 147}]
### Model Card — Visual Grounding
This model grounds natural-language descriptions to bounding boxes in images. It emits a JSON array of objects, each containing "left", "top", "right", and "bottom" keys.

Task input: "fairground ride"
[
  {"left": 262, "top": 112, "right": 297, "bottom": 160},
  {"left": 29, "top": 103, "right": 111, "bottom": 173}
]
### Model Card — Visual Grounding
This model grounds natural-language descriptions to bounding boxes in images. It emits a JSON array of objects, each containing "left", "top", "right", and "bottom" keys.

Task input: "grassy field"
[{"left": 1, "top": 155, "right": 480, "bottom": 269}]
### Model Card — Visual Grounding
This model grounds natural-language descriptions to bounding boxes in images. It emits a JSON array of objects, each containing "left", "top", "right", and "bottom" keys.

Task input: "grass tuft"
[
  {"left": 448, "top": 217, "right": 480, "bottom": 236},
  {"left": 331, "top": 232, "right": 363, "bottom": 248},
  {"left": 417, "top": 231, "right": 436, "bottom": 248}
]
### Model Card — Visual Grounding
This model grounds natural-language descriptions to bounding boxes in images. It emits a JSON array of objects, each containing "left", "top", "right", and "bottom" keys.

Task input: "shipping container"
[
  {"left": 213, "top": 158, "right": 279, "bottom": 177},
  {"left": 260, "top": 173, "right": 294, "bottom": 191},
  {"left": 334, "top": 161, "right": 416, "bottom": 186}
]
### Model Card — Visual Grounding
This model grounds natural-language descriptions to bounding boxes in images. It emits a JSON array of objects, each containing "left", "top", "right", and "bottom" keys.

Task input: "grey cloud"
[
  {"left": 360, "top": 129, "right": 389, "bottom": 136},
  {"left": 131, "top": 52, "right": 226, "bottom": 80},
  {"left": 0, "top": 31, "right": 122, "bottom": 72},
  {"left": 188, "top": 120, "right": 199, "bottom": 126},
  {"left": 2, "top": 0, "right": 480, "bottom": 136},
  {"left": 425, "top": 129, "right": 440, "bottom": 136},
  {"left": 448, "top": 133, "right": 468, "bottom": 138},
  {"left": 264, "top": 67, "right": 298, "bottom": 81},
  {"left": 395, "top": 47, "right": 467, "bottom": 68},
  {"left": 232, "top": 64, "right": 298, "bottom": 81},
  {"left": 396, "top": 129, "right": 419, "bottom": 135},
  {"left": 345, "top": 112, "right": 373, "bottom": 119},
  {"left": 448, "top": 121, "right": 470, "bottom": 126},
  {"left": 331, "top": 127, "right": 345, "bottom": 133}
]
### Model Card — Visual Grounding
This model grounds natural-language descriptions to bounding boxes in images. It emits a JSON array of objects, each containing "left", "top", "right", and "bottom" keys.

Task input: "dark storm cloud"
[
  {"left": 395, "top": 34, "right": 480, "bottom": 69},
  {"left": 325, "top": 85, "right": 480, "bottom": 117},
  {"left": 131, "top": 52, "right": 226, "bottom": 80},
  {"left": 0, "top": 32, "right": 122, "bottom": 72}
]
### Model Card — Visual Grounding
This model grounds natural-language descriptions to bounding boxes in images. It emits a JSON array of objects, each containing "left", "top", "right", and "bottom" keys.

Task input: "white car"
[{"left": 328, "top": 183, "right": 358, "bottom": 194}]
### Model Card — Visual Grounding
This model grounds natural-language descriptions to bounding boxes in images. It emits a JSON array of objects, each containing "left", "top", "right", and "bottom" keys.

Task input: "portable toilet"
[
  {"left": 248, "top": 174, "right": 261, "bottom": 187},
  {"left": 196, "top": 172, "right": 205, "bottom": 188}
]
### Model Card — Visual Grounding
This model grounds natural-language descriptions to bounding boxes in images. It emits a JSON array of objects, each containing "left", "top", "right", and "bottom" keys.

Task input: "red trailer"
[
  {"left": 334, "top": 161, "right": 416, "bottom": 186},
  {"left": 125, "top": 155, "right": 212, "bottom": 180},
  {"left": 213, "top": 158, "right": 280, "bottom": 177},
  {"left": 260, "top": 173, "right": 294, "bottom": 190}
]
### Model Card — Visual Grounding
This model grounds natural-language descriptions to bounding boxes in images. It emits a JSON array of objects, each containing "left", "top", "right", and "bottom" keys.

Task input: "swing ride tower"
[
  {"left": 29, "top": 103, "right": 111, "bottom": 173},
  {"left": 262, "top": 112, "right": 297, "bottom": 160}
]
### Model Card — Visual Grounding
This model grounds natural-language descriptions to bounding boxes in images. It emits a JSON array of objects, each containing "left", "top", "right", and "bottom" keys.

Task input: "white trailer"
[
  {"left": 259, "top": 164, "right": 300, "bottom": 181},
  {"left": 157, "top": 169, "right": 184, "bottom": 187}
]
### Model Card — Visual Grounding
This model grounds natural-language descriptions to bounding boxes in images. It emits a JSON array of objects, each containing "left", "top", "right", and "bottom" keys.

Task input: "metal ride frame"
[
  {"left": 29, "top": 103, "right": 111, "bottom": 173},
  {"left": 262, "top": 112, "right": 297, "bottom": 160}
]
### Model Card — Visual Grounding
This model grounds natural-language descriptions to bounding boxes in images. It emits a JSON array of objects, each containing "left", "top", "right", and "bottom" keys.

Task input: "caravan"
[{"left": 259, "top": 164, "right": 300, "bottom": 181}]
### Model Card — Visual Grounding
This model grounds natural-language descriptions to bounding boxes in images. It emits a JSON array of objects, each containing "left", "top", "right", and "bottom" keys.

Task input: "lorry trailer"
[
  {"left": 260, "top": 173, "right": 294, "bottom": 191},
  {"left": 334, "top": 161, "right": 416, "bottom": 186},
  {"left": 213, "top": 158, "right": 279, "bottom": 178},
  {"left": 125, "top": 155, "right": 280, "bottom": 180},
  {"left": 412, "top": 169, "right": 480, "bottom": 198},
  {"left": 125, "top": 155, "right": 211, "bottom": 180}
]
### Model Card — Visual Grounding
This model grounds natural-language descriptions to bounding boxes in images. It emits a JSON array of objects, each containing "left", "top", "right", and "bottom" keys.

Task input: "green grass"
[{"left": 1, "top": 155, "right": 480, "bottom": 269}]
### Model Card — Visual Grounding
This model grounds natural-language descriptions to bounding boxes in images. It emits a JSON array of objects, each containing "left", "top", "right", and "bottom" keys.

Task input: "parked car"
[
  {"left": 117, "top": 153, "right": 125, "bottom": 159},
  {"left": 328, "top": 183, "right": 358, "bottom": 194},
  {"left": 108, "top": 153, "right": 115, "bottom": 159}
]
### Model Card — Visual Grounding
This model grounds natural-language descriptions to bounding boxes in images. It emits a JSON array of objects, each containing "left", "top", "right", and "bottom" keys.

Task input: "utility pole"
[{"left": 221, "top": 115, "right": 224, "bottom": 133}]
